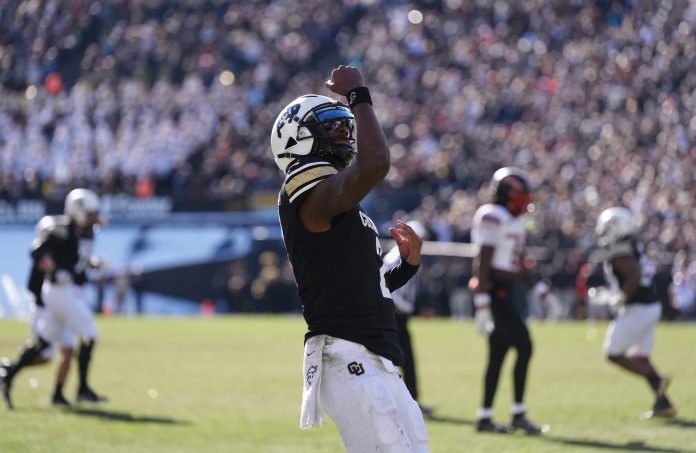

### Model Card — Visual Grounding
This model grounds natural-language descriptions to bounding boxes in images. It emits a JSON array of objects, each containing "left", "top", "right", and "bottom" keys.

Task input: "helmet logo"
[
  {"left": 276, "top": 103, "right": 301, "bottom": 138},
  {"left": 285, "top": 137, "right": 298, "bottom": 149}
]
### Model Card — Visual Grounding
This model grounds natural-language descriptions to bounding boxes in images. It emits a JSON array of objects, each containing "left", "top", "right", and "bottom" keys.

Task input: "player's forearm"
[
  {"left": 620, "top": 274, "right": 640, "bottom": 300},
  {"left": 385, "top": 260, "right": 419, "bottom": 292},
  {"left": 352, "top": 103, "right": 390, "bottom": 181},
  {"left": 474, "top": 247, "right": 495, "bottom": 293}
]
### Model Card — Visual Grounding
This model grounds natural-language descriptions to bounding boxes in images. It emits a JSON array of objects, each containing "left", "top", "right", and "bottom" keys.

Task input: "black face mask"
[{"left": 314, "top": 140, "right": 355, "bottom": 169}]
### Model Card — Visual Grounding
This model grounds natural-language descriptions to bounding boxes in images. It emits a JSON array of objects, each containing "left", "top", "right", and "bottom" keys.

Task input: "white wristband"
[
  {"left": 532, "top": 281, "right": 549, "bottom": 299},
  {"left": 473, "top": 293, "right": 491, "bottom": 308}
]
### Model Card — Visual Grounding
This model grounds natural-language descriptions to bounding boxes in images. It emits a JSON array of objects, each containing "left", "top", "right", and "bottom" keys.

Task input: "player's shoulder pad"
[
  {"left": 474, "top": 203, "right": 509, "bottom": 225},
  {"left": 34, "top": 215, "right": 56, "bottom": 237},
  {"left": 47, "top": 216, "right": 71, "bottom": 240},
  {"left": 283, "top": 157, "right": 338, "bottom": 204}
]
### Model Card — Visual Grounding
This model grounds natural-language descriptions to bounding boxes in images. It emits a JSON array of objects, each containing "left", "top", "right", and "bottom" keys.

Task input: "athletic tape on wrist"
[{"left": 346, "top": 87, "right": 372, "bottom": 109}]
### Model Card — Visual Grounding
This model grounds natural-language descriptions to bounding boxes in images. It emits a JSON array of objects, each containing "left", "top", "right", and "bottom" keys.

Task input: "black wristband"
[
  {"left": 346, "top": 87, "right": 372, "bottom": 109},
  {"left": 384, "top": 259, "right": 419, "bottom": 293}
]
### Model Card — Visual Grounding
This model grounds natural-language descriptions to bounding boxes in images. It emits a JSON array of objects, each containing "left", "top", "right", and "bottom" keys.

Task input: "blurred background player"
[
  {"left": 470, "top": 167, "right": 551, "bottom": 434},
  {"left": 595, "top": 207, "right": 676, "bottom": 419},
  {"left": 272, "top": 65, "right": 429, "bottom": 452},
  {"left": 384, "top": 220, "right": 433, "bottom": 416},
  {"left": 0, "top": 216, "right": 75, "bottom": 408},
  {"left": 1, "top": 189, "right": 107, "bottom": 407}
]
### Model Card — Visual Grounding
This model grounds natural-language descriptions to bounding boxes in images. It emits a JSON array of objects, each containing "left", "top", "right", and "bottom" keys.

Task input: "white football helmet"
[
  {"left": 271, "top": 94, "right": 355, "bottom": 173},
  {"left": 596, "top": 207, "right": 637, "bottom": 247},
  {"left": 64, "top": 188, "right": 100, "bottom": 227}
]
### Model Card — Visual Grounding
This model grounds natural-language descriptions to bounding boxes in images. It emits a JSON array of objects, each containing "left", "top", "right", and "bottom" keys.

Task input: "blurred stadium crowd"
[{"left": 1, "top": 0, "right": 694, "bottom": 319}]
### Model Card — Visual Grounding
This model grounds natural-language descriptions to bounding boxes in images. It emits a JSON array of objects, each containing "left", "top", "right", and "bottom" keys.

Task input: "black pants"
[
  {"left": 482, "top": 282, "right": 533, "bottom": 409},
  {"left": 395, "top": 311, "right": 418, "bottom": 401}
]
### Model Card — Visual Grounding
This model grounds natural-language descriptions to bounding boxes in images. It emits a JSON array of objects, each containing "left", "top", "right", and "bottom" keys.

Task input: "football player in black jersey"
[
  {"left": 1, "top": 189, "right": 107, "bottom": 409},
  {"left": 0, "top": 216, "right": 76, "bottom": 408},
  {"left": 596, "top": 207, "right": 676, "bottom": 419},
  {"left": 271, "top": 65, "right": 429, "bottom": 452}
]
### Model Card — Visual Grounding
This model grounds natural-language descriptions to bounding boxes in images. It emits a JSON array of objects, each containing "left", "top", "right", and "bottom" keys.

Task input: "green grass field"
[{"left": 0, "top": 316, "right": 694, "bottom": 453}]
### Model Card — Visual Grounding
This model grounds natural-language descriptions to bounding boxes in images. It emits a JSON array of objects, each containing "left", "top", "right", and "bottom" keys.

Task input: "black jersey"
[
  {"left": 27, "top": 264, "right": 45, "bottom": 306},
  {"left": 278, "top": 157, "right": 404, "bottom": 366},
  {"left": 603, "top": 236, "right": 658, "bottom": 305},
  {"left": 31, "top": 216, "right": 93, "bottom": 286}
]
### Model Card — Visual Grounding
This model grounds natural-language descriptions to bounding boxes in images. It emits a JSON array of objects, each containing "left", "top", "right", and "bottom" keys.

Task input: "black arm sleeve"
[
  {"left": 30, "top": 232, "right": 59, "bottom": 261},
  {"left": 385, "top": 260, "right": 419, "bottom": 292}
]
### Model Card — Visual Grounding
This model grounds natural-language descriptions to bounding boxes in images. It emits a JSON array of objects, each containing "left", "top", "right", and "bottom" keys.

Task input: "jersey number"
[{"left": 376, "top": 237, "right": 391, "bottom": 298}]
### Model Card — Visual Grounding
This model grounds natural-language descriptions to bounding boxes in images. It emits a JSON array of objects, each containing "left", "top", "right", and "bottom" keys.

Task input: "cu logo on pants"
[{"left": 347, "top": 362, "right": 365, "bottom": 376}]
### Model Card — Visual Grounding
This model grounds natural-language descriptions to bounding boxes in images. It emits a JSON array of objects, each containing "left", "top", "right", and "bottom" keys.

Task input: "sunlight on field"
[{"left": 0, "top": 316, "right": 694, "bottom": 453}]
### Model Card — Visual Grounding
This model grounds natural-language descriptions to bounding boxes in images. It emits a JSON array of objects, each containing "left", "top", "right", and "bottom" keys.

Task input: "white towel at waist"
[{"left": 300, "top": 335, "right": 327, "bottom": 429}]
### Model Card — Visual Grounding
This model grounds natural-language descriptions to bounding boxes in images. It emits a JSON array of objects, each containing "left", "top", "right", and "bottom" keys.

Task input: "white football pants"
[
  {"left": 30, "top": 303, "right": 76, "bottom": 359},
  {"left": 38, "top": 282, "right": 98, "bottom": 344},
  {"left": 604, "top": 302, "right": 661, "bottom": 357},
  {"left": 319, "top": 337, "right": 429, "bottom": 453}
]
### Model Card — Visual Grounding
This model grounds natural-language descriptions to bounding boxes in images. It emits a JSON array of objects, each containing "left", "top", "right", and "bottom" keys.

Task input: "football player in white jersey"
[
  {"left": 596, "top": 207, "right": 676, "bottom": 419},
  {"left": 470, "top": 167, "right": 549, "bottom": 434}
]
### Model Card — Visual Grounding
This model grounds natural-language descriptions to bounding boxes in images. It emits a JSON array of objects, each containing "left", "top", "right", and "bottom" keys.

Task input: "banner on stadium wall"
[
  {"left": 0, "top": 199, "right": 46, "bottom": 223},
  {"left": 0, "top": 195, "right": 251, "bottom": 224}
]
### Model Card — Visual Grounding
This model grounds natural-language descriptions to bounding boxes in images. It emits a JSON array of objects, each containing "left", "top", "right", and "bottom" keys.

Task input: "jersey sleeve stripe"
[
  {"left": 286, "top": 160, "right": 330, "bottom": 179},
  {"left": 285, "top": 165, "right": 337, "bottom": 200},
  {"left": 288, "top": 180, "right": 324, "bottom": 204}
]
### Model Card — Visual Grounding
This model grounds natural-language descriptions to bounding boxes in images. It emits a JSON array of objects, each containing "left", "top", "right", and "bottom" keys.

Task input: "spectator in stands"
[{"left": 0, "top": 1, "right": 694, "bottom": 305}]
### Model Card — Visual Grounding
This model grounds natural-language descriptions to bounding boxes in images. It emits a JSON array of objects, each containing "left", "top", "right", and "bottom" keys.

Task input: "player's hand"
[
  {"left": 325, "top": 65, "right": 366, "bottom": 96},
  {"left": 38, "top": 256, "right": 56, "bottom": 273},
  {"left": 90, "top": 256, "right": 109, "bottom": 272},
  {"left": 532, "top": 281, "right": 550, "bottom": 299},
  {"left": 473, "top": 293, "right": 494, "bottom": 336},
  {"left": 389, "top": 220, "right": 423, "bottom": 266},
  {"left": 475, "top": 307, "right": 494, "bottom": 336},
  {"left": 609, "top": 291, "right": 626, "bottom": 307}
]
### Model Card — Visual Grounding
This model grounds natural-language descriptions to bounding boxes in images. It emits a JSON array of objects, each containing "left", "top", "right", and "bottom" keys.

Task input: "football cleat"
[
  {"left": 641, "top": 395, "right": 677, "bottom": 420},
  {"left": 476, "top": 418, "right": 509, "bottom": 434},
  {"left": 511, "top": 414, "right": 543, "bottom": 435},
  {"left": 76, "top": 387, "right": 108, "bottom": 404},
  {"left": 51, "top": 392, "right": 71, "bottom": 407}
]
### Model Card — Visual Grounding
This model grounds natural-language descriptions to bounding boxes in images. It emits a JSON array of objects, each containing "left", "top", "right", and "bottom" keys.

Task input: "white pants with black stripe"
[{"left": 318, "top": 336, "right": 429, "bottom": 453}]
